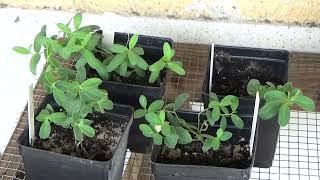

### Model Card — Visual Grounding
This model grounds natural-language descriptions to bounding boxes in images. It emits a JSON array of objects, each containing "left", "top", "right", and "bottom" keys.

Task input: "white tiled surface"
[{"left": 251, "top": 111, "right": 320, "bottom": 180}]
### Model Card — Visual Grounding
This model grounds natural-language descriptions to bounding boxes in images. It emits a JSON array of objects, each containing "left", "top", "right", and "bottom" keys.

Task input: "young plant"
[
  {"left": 247, "top": 79, "right": 315, "bottom": 126},
  {"left": 13, "top": 12, "right": 113, "bottom": 147},
  {"left": 103, "top": 34, "right": 185, "bottom": 83},
  {"left": 134, "top": 93, "right": 243, "bottom": 152}
]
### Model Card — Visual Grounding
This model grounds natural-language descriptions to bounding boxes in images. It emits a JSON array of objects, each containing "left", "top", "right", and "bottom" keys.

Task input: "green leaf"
[
  {"left": 45, "top": 104, "right": 54, "bottom": 114},
  {"left": 73, "top": 125, "right": 83, "bottom": 142},
  {"left": 264, "top": 90, "right": 288, "bottom": 102},
  {"left": 221, "top": 103, "right": 230, "bottom": 113},
  {"left": 210, "top": 106, "right": 220, "bottom": 126},
  {"left": 134, "top": 109, "right": 146, "bottom": 119},
  {"left": 167, "top": 62, "right": 185, "bottom": 75},
  {"left": 295, "top": 96, "right": 315, "bottom": 112},
  {"left": 36, "top": 109, "right": 49, "bottom": 122},
  {"left": 34, "top": 26, "right": 47, "bottom": 52},
  {"left": 220, "top": 116, "right": 227, "bottom": 130},
  {"left": 139, "top": 124, "right": 154, "bottom": 137},
  {"left": 110, "top": 44, "right": 128, "bottom": 53},
  {"left": 171, "top": 61, "right": 183, "bottom": 67},
  {"left": 164, "top": 133, "right": 178, "bottom": 148},
  {"left": 216, "top": 128, "right": 224, "bottom": 138},
  {"left": 148, "top": 70, "right": 160, "bottom": 83},
  {"left": 220, "top": 131, "right": 232, "bottom": 141},
  {"left": 212, "top": 138, "right": 221, "bottom": 150},
  {"left": 259, "top": 101, "right": 281, "bottom": 120},
  {"left": 76, "top": 65, "right": 86, "bottom": 83},
  {"left": 159, "top": 111, "right": 165, "bottom": 124},
  {"left": 82, "top": 49, "right": 102, "bottom": 70},
  {"left": 81, "top": 78, "right": 102, "bottom": 89},
  {"left": 153, "top": 133, "right": 163, "bottom": 145},
  {"left": 161, "top": 123, "right": 171, "bottom": 136},
  {"left": 202, "top": 138, "right": 213, "bottom": 152},
  {"left": 145, "top": 113, "right": 162, "bottom": 125},
  {"left": 278, "top": 104, "right": 290, "bottom": 127},
  {"left": 73, "top": 12, "right": 82, "bottom": 29},
  {"left": 49, "top": 112, "right": 66, "bottom": 124},
  {"left": 209, "top": 92, "right": 220, "bottom": 102},
  {"left": 208, "top": 101, "right": 220, "bottom": 108},
  {"left": 136, "top": 57, "right": 149, "bottom": 70},
  {"left": 119, "top": 61, "right": 128, "bottom": 76},
  {"left": 76, "top": 25, "right": 100, "bottom": 33},
  {"left": 13, "top": 46, "right": 30, "bottom": 55},
  {"left": 221, "top": 95, "right": 239, "bottom": 112},
  {"left": 132, "top": 47, "right": 144, "bottom": 55},
  {"left": 247, "top": 79, "right": 260, "bottom": 96},
  {"left": 85, "top": 34, "right": 101, "bottom": 51},
  {"left": 39, "top": 120, "right": 51, "bottom": 139},
  {"left": 266, "top": 82, "right": 275, "bottom": 88},
  {"left": 129, "top": 34, "right": 138, "bottom": 49},
  {"left": 175, "top": 127, "right": 192, "bottom": 144},
  {"left": 173, "top": 93, "right": 189, "bottom": 111},
  {"left": 139, "top": 95, "right": 147, "bottom": 109},
  {"left": 95, "top": 98, "right": 113, "bottom": 112},
  {"left": 279, "top": 82, "right": 293, "bottom": 92},
  {"left": 128, "top": 50, "right": 145, "bottom": 66},
  {"left": 30, "top": 53, "right": 41, "bottom": 75},
  {"left": 79, "top": 123, "right": 95, "bottom": 138},
  {"left": 149, "top": 61, "right": 166, "bottom": 72},
  {"left": 231, "top": 114, "right": 244, "bottom": 129},
  {"left": 56, "top": 23, "right": 71, "bottom": 33},
  {"left": 52, "top": 87, "right": 66, "bottom": 107},
  {"left": 106, "top": 52, "right": 127, "bottom": 72},
  {"left": 148, "top": 100, "right": 164, "bottom": 112},
  {"left": 163, "top": 42, "right": 173, "bottom": 58}
]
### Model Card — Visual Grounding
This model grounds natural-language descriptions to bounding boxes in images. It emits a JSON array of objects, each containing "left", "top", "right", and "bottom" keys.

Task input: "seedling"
[
  {"left": 134, "top": 93, "right": 243, "bottom": 152},
  {"left": 13, "top": 12, "right": 113, "bottom": 147},
  {"left": 102, "top": 34, "right": 185, "bottom": 84},
  {"left": 247, "top": 79, "right": 315, "bottom": 127}
]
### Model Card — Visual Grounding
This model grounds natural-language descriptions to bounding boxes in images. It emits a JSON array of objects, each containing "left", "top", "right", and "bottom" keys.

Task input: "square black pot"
[
  {"left": 18, "top": 95, "right": 133, "bottom": 180},
  {"left": 202, "top": 44, "right": 289, "bottom": 168},
  {"left": 90, "top": 32, "right": 173, "bottom": 153},
  {"left": 151, "top": 110, "right": 257, "bottom": 180}
]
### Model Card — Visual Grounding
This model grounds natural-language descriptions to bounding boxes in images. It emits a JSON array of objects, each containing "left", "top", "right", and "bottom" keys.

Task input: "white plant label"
[
  {"left": 28, "top": 84, "right": 35, "bottom": 146},
  {"left": 208, "top": 43, "right": 214, "bottom": 93},
  {"left": 249, "top": 92, "right": 260, "bottom": 156},
  {"left": 101, "top": 30, "right": 115, "bottom": 49}
]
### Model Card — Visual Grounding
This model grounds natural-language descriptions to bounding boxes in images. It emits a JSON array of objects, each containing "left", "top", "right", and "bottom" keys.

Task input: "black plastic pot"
[
  {"left": 18, "top": 95, "right": 133, "bottom": 180},
  {"left": 95, "top": 32, "right": 173, "bottom": 153},
  {"left": 151, "top": 110, "right": 258, "bottom": 180},
  {"left": 202, "top": 44, "right": 289, "bottom": 168}
]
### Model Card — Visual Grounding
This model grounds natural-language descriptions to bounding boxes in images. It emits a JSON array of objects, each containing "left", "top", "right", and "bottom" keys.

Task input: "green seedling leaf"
[
  {"left": 208, "top": 101, "right": 220, "bottom": 108},
  {"left": 153, "top": 133, "right": 163, "bottom": 145},
  {"left": 175, "top": 127, "right": 192, "bottom": 144},
  {"left": 36, "top": 109, "right": 49, "bottom": 122},
  {"left": 220, "top": 116, "right": 227, "bottom": 130},
  {"left": 266, "top": 82, "right": 275, "bottom": 88},
  {"left": 119, "top": 61, "right": 128, "bottom": 76},
  {"left": 280, "top": 82, "right": 293, "bottom": 92},
  {"left": 129, "top": 34, "right": 138, "bottom": 49},
  {"left": 79, "top": 123, "right": 95, "bottom": 138},
  {"left": 167, "top": 62, "right": 185, "bottom": 75},
  {"left": 76, "top": 65, "right": 86, "bottom": 83},
  {"left": 106, "top": 52, "right": 127, "bottom": 72},
  {"left": 209, "top": 92, "right": 220, "bottom": 102},
  {"left": 45, "top": 104, "right": 54, "bottom": 114},
  {"left": 139, "top": 124, "right": 154, "bottom": 137},
  {"left": 202, "top": 138, "right": 213, "bottom": 152},
  {"left": 171, "top": 61, "right": 183, "bottom": 67},
  {"left": 30, "top": 53, "right": 41, "bottom": 75},
  {"left": 247, "top": 79, "right": 260, "bottom": 96},
  {"left": 145, "top": 113, "right": 162, "bottom": 125},
  {"left": 81, "top": 78, "right": 102, "bottom": 89},
  {"left": 173, "top": 93, "right": 189, "bottom": 111},
  {"left": 163, "top": 42, "right": 173, "bottom": 59},
  {"left": 82, "top": 49, "right": 102, "bottom": 70},
  {"left": 76, "top": 25, "right": 100, "bottom": 33},
  {"left": 220, "top": 131, "right": 232, "bottom": 141},
  {"left": 57, "top": 23, "right": 71, "bottom": 33},
  {"left": 139, "top": 95, "right": 147, "bottom": 109},
  {"left": 53, "top": 87, "right": 66, "bottom": 107},
  {"left": 161, "top": 123, "right": 171, "bottom": 136},
  {"left": 34, "top": 25, "right": 47, "bottom": 52},
  {"left": 164, "top": 133, "right": 178, "bottom": 148},
  {"left": 132, "top": 47, "right": 144, "bottom": 55},
  {"left": 134, "top": 109, "right": 146, "bottom": 119},
  {"left": 220, "top": 106, "right": 229, "bottom": 114},
  {"left": 13, "top": 46, "right": 30, "bottom": 55},
  {"left": 264, "top": 90, "right": 288, "bottom": 102},
  {"left": 74, "top": 12, "right": 82, "bottom": 29},
  {"left": 39, "top": 120, "right": 51, "bottom": 139},
  {"left": 148, "top": 70, "right": 160, "bottom": 83},
  {"left": 210, "top": 106, "right": 220, "bottom": 126},
  {"left": 148, "top": 100, "right": 164, "bottom": 112},
  {"left": 49, "top": 112, "right": 67, "bottom": 124},
  {"left": 159, "top": 110, "right": 166, "bottom": 123},
  {"left": 216, "top": 128, "right": 224, "bottom": 138},
  {"left": 259, "top": 101, "right": 281, "bottom": 120},
  {"left": 85, "top": 34, "right": 101, "bottom": 51},
  {"left": 212, "top": 137, "right": 221, "bottom": 150},
  {"left": 221, "top": 95, "right": 239, "bottom": 112},
  {"left": 278, "top": 104, "right": 290, "bottom": 127},
  {"left": 73, "top": 125, "right": 83, "bottom": 142},
  {"left": 231, "top": 114, "right": 244, "bottom": 129},
  {"left": 109, "top": 44, "right": 128, "bottom": 53},
  {"left": 149, "top": 61, "right": 166, "bottom": 72},
  {"left": 295, "top": 96, "right": 315, "bottom": 111}
]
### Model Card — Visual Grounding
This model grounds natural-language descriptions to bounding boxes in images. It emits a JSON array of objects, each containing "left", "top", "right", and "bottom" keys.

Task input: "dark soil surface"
[
  {"left": 33, "top": 113, "right": 127, "bottom": 162},
  {"left": 212, "top": 50, "right": 284, "bottom": 97},
  {"left": 158, "top": 137, "right": 252, "bottom": 169}
]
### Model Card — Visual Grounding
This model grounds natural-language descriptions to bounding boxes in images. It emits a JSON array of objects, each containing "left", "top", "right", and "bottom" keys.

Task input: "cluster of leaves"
[
  {"left": 247, "top": 79, "right": 315, "bottom": 127},
  {"left": 13, "top": 13, "right": 113, "bottom": 146},
  {"left": 134, "top": 93, "right": 242, "bottom": 152},
  {"left": 105, "top": 35, "right": 185, "bottom": 83}
]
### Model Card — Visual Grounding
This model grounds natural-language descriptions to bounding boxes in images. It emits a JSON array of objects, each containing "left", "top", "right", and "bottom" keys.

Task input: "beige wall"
[{"left": 1, "top": 0, "right": 320, "bottom": 26}]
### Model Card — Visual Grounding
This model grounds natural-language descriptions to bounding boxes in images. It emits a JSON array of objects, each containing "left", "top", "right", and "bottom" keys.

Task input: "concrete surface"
[
  {"left": 1, "top": 0, "right": 320, "bottom": 26},
  {"left": 0, "top": 8, "right": 320, "bottom": 153}
]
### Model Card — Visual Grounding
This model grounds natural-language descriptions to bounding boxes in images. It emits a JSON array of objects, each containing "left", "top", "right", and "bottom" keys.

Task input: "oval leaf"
[
  {"left": 259, "top": 101, "right": 281, "bottom": 120},
  {"left": 139, "top": 124, "right": 154, "bottom": 137},
  {"left": 129, "top": 34, "right": 139, "bottom": 49},
  {"left": 168, "top": 62, "right": 185, "bottom": 75},
  {"left": 174, "top": 93, "right": 189, "bottom": 111},
  {"left": 264, "top": 90, "right": 288, "bottom": 102},
  {"left": 295, "top": 96, "right": 315, "bottom": 112},
  {"left": 145, "top": 113, "right": 162, "bottom": 125},
  {"left": 148, "top": 100, "right": 164, "bottom": 112},
  {"left": 231, "top": 114, "right": 244, "bottom": 129},
  {"left": 220, "top": 131, "right": 232, "bottom": 141},
  {"left": 278, "top": 104, "right": 290, "bottom": 127},
  {"left": 74, "top": 12, "right": 82, "bottom": 29},
  {"left": 134, "top": 109, "right": 146, "bottom": 119},
  {"left": 13, "top": 46, "right": 30, "bottom": 55},
  {"left": 39, "top": 120, "right": 51, "bottom": 139},
  {"left": 30, "top": 53, "right": 41, "bottom": 75}
]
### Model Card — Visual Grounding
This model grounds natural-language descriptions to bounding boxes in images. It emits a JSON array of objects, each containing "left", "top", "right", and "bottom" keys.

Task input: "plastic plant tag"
[
  {"left": 249, "top": 92, "right": 260, "bottom": 156},
  {"left": 28, "top": 84, "right": 35, "bottom": 146},
  {"left": 102, "top": 30, "right": 115, "bottom": 48},
  {"left": 208, "top": 43, "right": 214, "bottom": 93}
]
